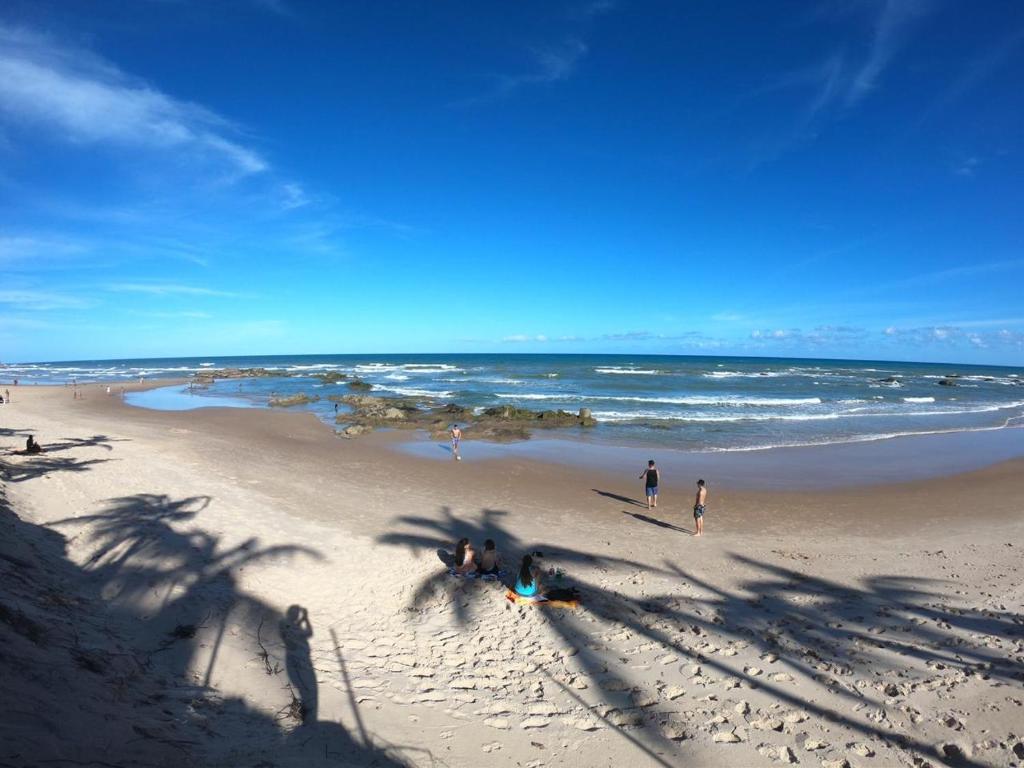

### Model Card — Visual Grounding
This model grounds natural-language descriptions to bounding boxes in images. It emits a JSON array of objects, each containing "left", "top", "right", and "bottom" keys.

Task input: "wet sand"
[{"left": 1, "top": 381, "right": 1023, "bottom": 767}]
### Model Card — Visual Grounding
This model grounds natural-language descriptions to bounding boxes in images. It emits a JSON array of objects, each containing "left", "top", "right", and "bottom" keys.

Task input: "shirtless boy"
[{"left": 693, "top": 479, "right": 707, "bottom": 536}]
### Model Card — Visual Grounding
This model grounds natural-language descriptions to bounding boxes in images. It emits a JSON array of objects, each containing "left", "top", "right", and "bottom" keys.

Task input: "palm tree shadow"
[
  {"left": 379, "top": 507, "right": 1017, "bottom": 767},
  {"left": 38, "top": 492, "right": 413, "bottom": 766}
]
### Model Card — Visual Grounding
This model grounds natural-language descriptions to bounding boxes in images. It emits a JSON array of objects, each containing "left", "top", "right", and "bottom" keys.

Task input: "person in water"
[
  {"left": 639, "top": 459, "right": 660, "bottom": 510},
  {"left": 693, "top": 478, "right": 708, "bottom": 537},
  {"left": 514, "top": 554, "right": 544, "bottom": 599},
  {"left": 454, "top": 537, "right": 477, "bottom": 575},
  {"left": 478, "top": 539, "right": 500, "bottom": 576}
]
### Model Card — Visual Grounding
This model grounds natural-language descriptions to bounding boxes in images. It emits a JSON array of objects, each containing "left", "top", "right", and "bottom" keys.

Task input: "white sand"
[{"left": 2, "top": 383, "right": 1023, "bottom": 767}]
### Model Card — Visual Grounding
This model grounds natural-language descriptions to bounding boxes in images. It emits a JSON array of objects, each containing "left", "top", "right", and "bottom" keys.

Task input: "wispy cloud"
[
  {"left": 918, "top": 26, "right": 1024, "bottom": 124},
  {"left": 846, "top": 0, "right": 929, "bottom": 105},
  {"left": 0, "top": 25, "right": 267, "bottom": 177},
  {"left": 105, "top": 282, "right": 240, "bottom": 297},
  {"left": 280, "top": 182, "right": 311, "bottom": 210},
  {"left": 494, "top": 38, "right": 589, "bottom": 96},
  {"left": 0, "top": 288, "right": 96, "bottom": 310},
  {"left": 0, "top": 233, "right": 88, "bottom": 268},
  {"left": 884, "top": 324, "right": 1024, "bottom": 349}
]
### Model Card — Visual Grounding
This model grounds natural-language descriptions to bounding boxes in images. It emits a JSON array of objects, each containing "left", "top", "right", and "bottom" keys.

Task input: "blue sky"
[{"left": 1, "top": 1, "right": 1022, "bottom": 365}]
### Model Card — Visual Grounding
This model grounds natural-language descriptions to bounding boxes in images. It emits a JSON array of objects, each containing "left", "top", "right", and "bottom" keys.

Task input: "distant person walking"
[
  {"left": 639, "top": 459, "right": 659, "bottom": 509},
  {"left": 693, "top": 479, "right": 708, "bottom": 536},
  {"left": 450, "top": 424, "right": 462, "bottom": 460}
]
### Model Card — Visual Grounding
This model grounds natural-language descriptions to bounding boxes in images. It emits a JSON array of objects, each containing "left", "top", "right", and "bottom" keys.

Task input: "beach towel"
[{"left": 505, "top": 588, "right": 580, "bottom": 609}]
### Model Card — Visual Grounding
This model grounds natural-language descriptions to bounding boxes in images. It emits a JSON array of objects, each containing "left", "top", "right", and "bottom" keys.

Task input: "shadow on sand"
[
  {"left": 378, "top": 506, "right": 1024, "bottom": 768},
  {"left": 0, "top": 471, "right": 413, "bottom": 766}
]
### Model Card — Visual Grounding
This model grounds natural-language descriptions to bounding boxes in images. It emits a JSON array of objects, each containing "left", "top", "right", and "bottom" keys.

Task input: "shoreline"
[{"left": 115, "top": 378, "right": 1024, "bottom": 492}]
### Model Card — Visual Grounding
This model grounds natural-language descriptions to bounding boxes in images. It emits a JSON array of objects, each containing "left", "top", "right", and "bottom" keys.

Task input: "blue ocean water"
[{"left": 4, "top": 354, "right": 1023, "bottom": 452}]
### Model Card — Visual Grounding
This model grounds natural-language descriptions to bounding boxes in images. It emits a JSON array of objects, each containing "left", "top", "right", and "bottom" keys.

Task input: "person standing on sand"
[
  {"left": 639, "top": 459, "right": 660, "bottom": 509},
  {"left": 693, "top": 479, "right": 708, "bottom": 536},
  {"left": 450, "top": 424, "right": 462, "bottom": 460}
]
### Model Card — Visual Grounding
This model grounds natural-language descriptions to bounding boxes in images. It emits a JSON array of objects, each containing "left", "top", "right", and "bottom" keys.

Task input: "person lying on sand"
[
  {"left": 477, "top": 539, "right": 501, "bottom": 576},
  {"left": 454, "top": 537, "right": 478, "bottom": 575}
]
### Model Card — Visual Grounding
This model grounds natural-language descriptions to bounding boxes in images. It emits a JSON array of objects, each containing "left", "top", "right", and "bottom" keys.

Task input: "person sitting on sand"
[
  {"left": 25, "top": 435, "right": 43, "bottom": 454},
  {"left": 513, "top": 554, "right": 543, "bottom": 599},
  {"left": 454, "top": 537, "right": 477, "bottom": 575},
  {"left": 478, "top": 539, "right": 500, "bottom": 576}
]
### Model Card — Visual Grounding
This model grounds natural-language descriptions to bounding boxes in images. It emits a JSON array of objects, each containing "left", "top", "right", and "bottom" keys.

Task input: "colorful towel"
[{"left": 505, "top": 589, "right": 579, "bottom": 609}]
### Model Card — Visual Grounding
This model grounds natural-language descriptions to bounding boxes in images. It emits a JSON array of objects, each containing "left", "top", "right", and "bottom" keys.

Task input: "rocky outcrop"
[
  {"left": 269, "top": 393, "right": 320, "bottom": 407},
  {"left": 937, "top": 379, "right": 958, "bottom": 387},
  {"left": 193, "top": 367, "right": 283, "bottom": 384},
  {"left": 347, "top": 379, "right": 373, "bottom": 391},
  {"left": 334, "top": 395, "right": 597, "bottom": 440},
  {"left": 312, "top": 372, "right": 349, "bottom": 384}
]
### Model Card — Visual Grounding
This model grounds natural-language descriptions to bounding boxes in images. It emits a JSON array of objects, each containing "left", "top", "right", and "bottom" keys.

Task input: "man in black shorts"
[
  {"left": 639, "top": 460, "right": 659, "bottom": 510},
  {"left": 693, "top": 479, "right": 707, "bottom": 536}
]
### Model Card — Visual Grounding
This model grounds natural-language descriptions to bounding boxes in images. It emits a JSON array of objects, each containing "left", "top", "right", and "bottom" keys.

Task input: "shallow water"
[{"left": 6, "top": 353, "right": 1023, "bottom": 453}]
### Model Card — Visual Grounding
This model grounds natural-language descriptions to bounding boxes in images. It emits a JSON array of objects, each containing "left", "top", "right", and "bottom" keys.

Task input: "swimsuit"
[
  {"left": 693, "top": 504, "right": 705, "bottom": 518},
  {"left": 514, "top": 576, "right": 538, "bottom": 597}
]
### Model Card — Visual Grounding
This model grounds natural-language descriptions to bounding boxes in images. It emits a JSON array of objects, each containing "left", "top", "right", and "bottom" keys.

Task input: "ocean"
[{"left": 4, "top": 354, "right": 1023, "bottom": 453}]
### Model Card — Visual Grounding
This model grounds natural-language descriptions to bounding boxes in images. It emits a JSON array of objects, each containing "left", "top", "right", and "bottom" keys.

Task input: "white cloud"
[
  {"left": 0, "top": 25, "right": 267, "bottom": 176},
  {"left": 105, "top": 282, "right": 239, "bottom": 297},
  {"left": 0, "top": 288, "right": 95, "bottom": 310},
  {"left": 502, "top": 334, "right": 549, "bottom": 343},
  {"left": 846, "top": 0, "right": 929, "bottom": 105},
  {"left": 280, "top": 182, "right": 311, "bottom": 210},
  {"left": 0, "top": 234, "right": 88, "bottom": 267}
]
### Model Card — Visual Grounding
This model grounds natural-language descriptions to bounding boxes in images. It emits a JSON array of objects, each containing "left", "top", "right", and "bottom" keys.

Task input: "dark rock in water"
[
  {"left": 937, "top": 379, "right": 958, "bottom": 387},
  {"left": 269, "top": 393, "right": 319, "bottom": 407},
  {"left": 347, "top": 378, "right": 373, "bottom": 391},
  {"left": 193, "top": 367, "right": 282, "bottom": 383},
  {"left": 312, "top": 371, "right": 349, "bottom": 384},
  {"left": 334, "top": 393, "right": 597, "bottom": 440},
  {"left": 877, "top": 376, "right": 902, "bottom": 385}
]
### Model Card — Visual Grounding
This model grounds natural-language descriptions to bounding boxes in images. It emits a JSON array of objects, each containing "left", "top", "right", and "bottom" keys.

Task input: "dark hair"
[
  {"left": 455, "top": 537, "right": 469, "bottom": 565},
  {"left": 518, "top": 554, "right": 534, "bottom": 587},
  {"left": 484, "top": 539, "right": 495, "bottom": 551},
  {"left": 648, "top": 459, "right": 655, "bottom": 466},
  {"left": 697, "top": 479, "right": 705, "bottom": 486}
]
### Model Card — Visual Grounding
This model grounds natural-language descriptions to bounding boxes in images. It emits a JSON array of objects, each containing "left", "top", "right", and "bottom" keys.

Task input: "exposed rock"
[
  {"left": 193, "top": 367, "right": 283, "bottom": 383},
  {"left": 340, "top": 424, "right": 372, "bottom": 438},
  {"left": 578, "top": 407, "right": 592, "bottom": 420},
  {"left": 269, "top": 393, "right": 319, "bottom": 407},
  {"left": 334, "top": 394, "right": 598, "bottom": 442},
  {"left": 938, "top": 378, "right": 958, "bottom": 387},
  {"left": 713, "top": 729, "right": 742, "bottom": 743},
  {"left": 347, "top": 378, "right": 373, "bottom": 391},
  {"left": 312, "top": 371, "right": 349, "bottom": 384}
]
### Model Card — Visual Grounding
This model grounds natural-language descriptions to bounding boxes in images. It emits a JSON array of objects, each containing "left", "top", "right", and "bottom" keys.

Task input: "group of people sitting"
[
  {"left": 452, "top": 537, "right": 501, "bottom": 577},
  {"left": 452, "top": 538, "right": 557, "bottom": 601}
]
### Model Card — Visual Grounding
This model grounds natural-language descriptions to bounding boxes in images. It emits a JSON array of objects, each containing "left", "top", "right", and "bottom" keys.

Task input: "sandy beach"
[{"left": 2, "top": 382, "right": 1023, "bottom": 768}]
